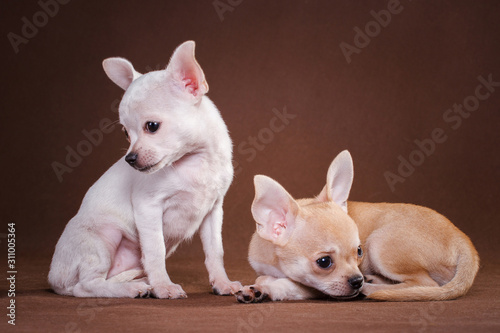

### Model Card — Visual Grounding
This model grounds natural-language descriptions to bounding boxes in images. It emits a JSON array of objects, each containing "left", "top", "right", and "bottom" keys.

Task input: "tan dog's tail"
[{"left": 367, "top": 240, "right": 480, "bottom": 301}]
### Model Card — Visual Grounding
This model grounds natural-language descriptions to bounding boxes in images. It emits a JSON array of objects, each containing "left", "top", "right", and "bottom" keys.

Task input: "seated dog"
[{"left": 49, "top": 41, "right": 241, "bottom": 298}]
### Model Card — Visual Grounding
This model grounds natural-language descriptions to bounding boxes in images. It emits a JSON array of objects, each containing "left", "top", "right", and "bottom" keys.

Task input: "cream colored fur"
[{"left": 236, "top": 150, "right": 479, "bottom": 302}]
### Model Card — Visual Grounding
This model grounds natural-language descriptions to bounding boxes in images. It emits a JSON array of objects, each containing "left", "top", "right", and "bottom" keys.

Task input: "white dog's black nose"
[
  {"left": 125, "top": 152, "right": 138, "bottom": 166},
  {"left": 348, "top": 275, "right": 364, "bottom": 290}
]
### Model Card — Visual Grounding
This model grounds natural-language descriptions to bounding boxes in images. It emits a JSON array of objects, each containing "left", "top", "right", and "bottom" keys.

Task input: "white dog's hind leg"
[
  {"left": 71, "top": 246, "right": 151, "bottom": 298},
  {"left": 71, "top": 239, "right": 150, "bottom": 298},
  {"left": 73, "top": 278, "right": 151, "bottom": 298},
  {"left": 50, "top": 220, "right": 151, "bottom": 298}
]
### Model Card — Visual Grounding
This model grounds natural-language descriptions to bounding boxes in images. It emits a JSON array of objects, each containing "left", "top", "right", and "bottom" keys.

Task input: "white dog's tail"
[
  {"left": 107, "top": 269, "right": 145, "bottom": 283},
  {"left": 367, "top": 241, "right": 480, "bottom": 301}
]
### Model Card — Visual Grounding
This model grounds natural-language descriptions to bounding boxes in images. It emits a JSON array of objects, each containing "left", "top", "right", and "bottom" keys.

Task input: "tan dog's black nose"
[
  {"left": 348, "top": 275, "right": 364, "bottom": 290},
  {"left": 125, "top": 152, "right": 138, "bottom": 166}
]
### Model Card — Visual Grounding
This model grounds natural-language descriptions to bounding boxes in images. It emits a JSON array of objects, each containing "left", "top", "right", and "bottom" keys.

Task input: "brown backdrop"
[{"left": 1, "top": 0, "right": 499, "bottom": 331}]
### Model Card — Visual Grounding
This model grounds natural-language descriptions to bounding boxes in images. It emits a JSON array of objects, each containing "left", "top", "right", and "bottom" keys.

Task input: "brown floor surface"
[{"left": 3, "top": 255, "right": 500, "bottom": 333}]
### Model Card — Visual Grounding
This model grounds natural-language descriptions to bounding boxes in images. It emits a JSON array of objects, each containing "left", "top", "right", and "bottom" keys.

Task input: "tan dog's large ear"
[
  {"left": 317, "top": 150, "right": 354, "bottom": 213},
  {"left": 251, "top": 175, "right": 299, "bottom": 246},
  {"left": 166, "top": 40, "right": 209, "bottom": 101},
  {"left": 102, "top": 57, "right": 142, "bottom": 90}
]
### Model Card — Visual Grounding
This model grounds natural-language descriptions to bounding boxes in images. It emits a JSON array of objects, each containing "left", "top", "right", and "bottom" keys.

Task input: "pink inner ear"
[
  {"left": 269, "top": 210, "right": 288, "bottom": 238},
  {"left": 273, "top": 221, "right": 287, "bottom": 237},
  {"left": 182, "top": 77, "right": 199, "bottom": 96}
]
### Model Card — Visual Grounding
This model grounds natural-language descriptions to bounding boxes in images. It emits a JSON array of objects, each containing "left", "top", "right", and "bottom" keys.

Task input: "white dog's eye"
[
  {"left": 122, "top": 127, "right": 130, "bottom": 142},
  {"left": 316, "top": 256, "right": 333, "bottom": 269},
  {"left": 145, "top": 121, "right": 160, "bottom": 133}
]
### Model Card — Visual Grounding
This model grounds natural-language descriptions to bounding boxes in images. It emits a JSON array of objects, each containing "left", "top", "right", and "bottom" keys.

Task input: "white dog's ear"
[
  {"left": 166, "top": 40, "right": 209, "bottom": 101},
  {"left": 102, "top": 57, "right": 142, "bottom": 90},
  {"left": 251, "top": 175, "right": 299, "bottom": 246},
  {"left": 317, "top": 150, "right": 354, "bottom": 213}
]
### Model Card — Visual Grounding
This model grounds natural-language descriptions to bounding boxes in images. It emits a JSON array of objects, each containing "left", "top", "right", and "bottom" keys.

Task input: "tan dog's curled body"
[{"left": 237, "top": 151, "right": 479, "bottom": 302}]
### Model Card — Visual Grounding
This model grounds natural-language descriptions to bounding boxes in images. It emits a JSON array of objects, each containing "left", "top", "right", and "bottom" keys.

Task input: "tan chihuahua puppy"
[{"left": 236, "top": 150, "right": 479, "bottom": 303}]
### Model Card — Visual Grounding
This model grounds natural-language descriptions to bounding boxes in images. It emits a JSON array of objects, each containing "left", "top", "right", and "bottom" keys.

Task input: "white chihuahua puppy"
[{"left": 49, "top": 41, "right": 241, "bottom": 298}]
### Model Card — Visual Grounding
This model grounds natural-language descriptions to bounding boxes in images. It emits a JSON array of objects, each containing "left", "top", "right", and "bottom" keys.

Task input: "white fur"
[{"left": 48, "top": 41, "right": 241, "bottom": 298}]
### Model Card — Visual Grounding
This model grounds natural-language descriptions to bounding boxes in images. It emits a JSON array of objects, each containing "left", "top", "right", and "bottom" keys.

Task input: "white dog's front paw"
[
  {"left": 151, "top": 283, "right": 187, "bottom": 299},
  {"left": 212, "top": 279, "right": 243, "bottom": 296}
]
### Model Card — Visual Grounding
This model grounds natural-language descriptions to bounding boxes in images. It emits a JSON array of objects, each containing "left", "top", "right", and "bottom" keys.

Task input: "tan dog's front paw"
[
  {"left": 151, "top": 283, "right": 187, "bottom": 299},
  {"left": 212, "top": 280, "right": 243, "bottom": 296},
  {"left": 235, "top": 285, "right": 267, "bottom": 303}
]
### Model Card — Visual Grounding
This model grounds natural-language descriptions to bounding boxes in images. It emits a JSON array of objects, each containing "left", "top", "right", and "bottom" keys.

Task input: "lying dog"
[
  {"left": 236, "top": 150, "right": 479, "bottom": 302},
  {"left": 49, "top": 41, "right": 241, "bottom": 298}
]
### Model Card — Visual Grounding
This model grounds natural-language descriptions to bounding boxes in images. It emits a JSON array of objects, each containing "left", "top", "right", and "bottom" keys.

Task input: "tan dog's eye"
[
  {"left": 316, "top": 256, "right": 333, "bottom": 269},
  {"left": 122, "top": 127, "right": 130, "bottom": 142},
  {"left": 145, "top": 121, "right": 160, "bottom": 133},
  {"left": 357, "top": 246, "right": 363, "bottom": 258}
]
